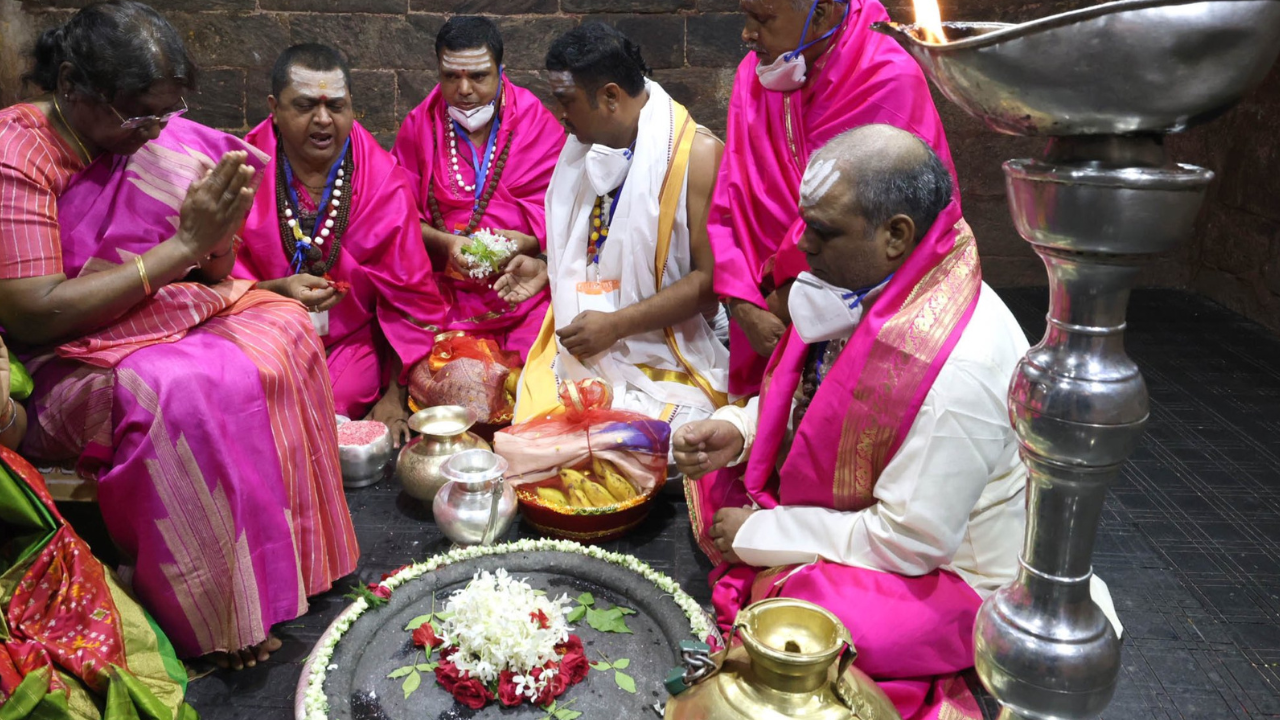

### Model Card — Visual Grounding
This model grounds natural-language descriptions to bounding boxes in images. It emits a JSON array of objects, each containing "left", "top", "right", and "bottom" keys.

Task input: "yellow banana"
[
  {"left": 559, "top": 468, "right": 594, "bottom": 508},
  {"left": 535, "top": 486, "right": 568, "bottom": 506},
  {"left": 579, "top": 477, "right": 618, "bottom": 507},
  {"left": 593, "top": 458, "right": 637, "bottom": 501}
]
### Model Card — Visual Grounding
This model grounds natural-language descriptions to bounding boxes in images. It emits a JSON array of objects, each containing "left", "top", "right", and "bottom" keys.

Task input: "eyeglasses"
[{"left": 108, "top": 97, "right": 189, "bottom": 130}]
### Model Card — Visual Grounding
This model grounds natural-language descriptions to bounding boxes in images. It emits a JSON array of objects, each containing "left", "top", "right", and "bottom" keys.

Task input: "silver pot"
[
  {"left": 432, "top": 449, "right": 516, "bottom": 547},
  {"left": 396, "top": 406, "right": 490, "bottom": 503},
  {"left": 338, "top": 421, "right": 394, "bottom": 488}
]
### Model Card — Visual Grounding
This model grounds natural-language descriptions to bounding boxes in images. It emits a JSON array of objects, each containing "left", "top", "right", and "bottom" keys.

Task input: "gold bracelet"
[{"left": 135, "top": 255, "right": 152, "bottom": 296}]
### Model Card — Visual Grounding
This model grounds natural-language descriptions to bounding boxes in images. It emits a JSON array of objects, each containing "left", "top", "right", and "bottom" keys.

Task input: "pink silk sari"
[
  {"left": 689, "top": 201, "right": 985, "bottom": 720},
  {"left": 391, "top": 77, "right": 565, "bottom": 361},
  {"left": 237, "top": 119, "right": 445, "bottom": 418},
  {"left": 707, "top": 0, "right": 959, "bottom": 396},
  {"left": 18, "top": 116, "right": 359, "bottom": 658}
]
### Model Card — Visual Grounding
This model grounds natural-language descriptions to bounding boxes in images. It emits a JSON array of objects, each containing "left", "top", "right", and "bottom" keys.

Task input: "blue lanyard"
[
  {"left": 453, "top": 106, "right": 502, "bottom": 207},
  {"left": 282, "top": 137, "right": 350, "bottom": 274},
  {"left": 784, "top": 0, "right": 850, "bottom": 62}
]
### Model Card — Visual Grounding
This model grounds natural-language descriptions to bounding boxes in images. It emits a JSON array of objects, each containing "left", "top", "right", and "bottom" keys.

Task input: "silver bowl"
[
  {"left": 872, "top": 0, "right": 1280, "bottom": 136},
  {"left": 338, "top": 421, "right": 394, "bottom": 488}
]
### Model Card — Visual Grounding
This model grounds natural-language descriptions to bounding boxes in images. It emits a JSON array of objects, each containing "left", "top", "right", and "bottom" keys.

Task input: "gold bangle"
[{"left": 135, "top": 255, "right": 152, "bottom": 296}]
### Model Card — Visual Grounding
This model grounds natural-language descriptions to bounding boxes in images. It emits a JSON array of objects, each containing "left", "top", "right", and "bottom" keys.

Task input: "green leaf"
[
  {"left": 586, "top": 606, "right": 632, "bottom": 634},
  {"left": 533, "top": 589, "right": 547, "bottom": 596},
  {"left": 416, "top": 663, "right": 438, "bottom": 672},
  {"left": 616, "top": 606, "right": 637, "bottom": 616},
  {"left": 612, "top": 658, "right": 630, "bottom": 669},
  {"left": 434, "top": 611, "right": 454, "bottom": 621},
  {"left": 577, "top": 592, "right": 595, "bottom": 606},
  {"left": 402, "top": 670, "right": 422, "bottom": 698},
  {"left": 404, "top": 614, "right": 434, "bottom": 631},
  {"left": 566, "top": 606, "right": 587, "bottom": 623},
  {"left": 386, "top": 666, "right": 415, "bottom": 679},
  {"left": 555, "top": 710, "right": 583, "bottom": 720},
  {"left": 614, "top": 671, "right": 636, "bottom": 694},
  {"left": 590, "top": 661, "right": 612, "bottom": 672}
]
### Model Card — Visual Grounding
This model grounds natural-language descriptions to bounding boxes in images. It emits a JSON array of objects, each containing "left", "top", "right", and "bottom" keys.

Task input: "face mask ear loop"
[
  {"left": 788, "top": 0, "right": 851, "bottom": 60},
  {"left": 783, "top": 0, "right": 823, "bottom": 63}
]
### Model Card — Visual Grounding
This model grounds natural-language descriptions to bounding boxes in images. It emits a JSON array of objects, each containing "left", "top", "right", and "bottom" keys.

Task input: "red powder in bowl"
[{"left": 338, "top": 420, "right": 388, "bottom": 447}]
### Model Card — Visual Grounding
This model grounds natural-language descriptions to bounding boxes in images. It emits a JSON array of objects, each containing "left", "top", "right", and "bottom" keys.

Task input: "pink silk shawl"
[
  {"left": 688, "top": 201, "right": 981, "bottom": 562},
  {"left": 50, "top": 117, "right": 268, "bottom": 365},
  {"left": 707, "top": 0, "right": 959, "bottom": 395},
  {"left": 391, "top": 78, "right": 564, "bottom": 350},
  {"left": 236, "top": 119, "right": 445, "bottom": 381}
]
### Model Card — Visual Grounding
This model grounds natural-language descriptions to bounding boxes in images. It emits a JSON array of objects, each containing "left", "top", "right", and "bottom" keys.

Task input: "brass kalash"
[{"left": 663, "top": 598, "right": 900, "bottom": 720}]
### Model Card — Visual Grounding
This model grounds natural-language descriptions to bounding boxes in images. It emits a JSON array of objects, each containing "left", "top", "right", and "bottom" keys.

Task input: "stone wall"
[{"left": 2, "top": 0, "right": 1277, "bottom": 313}]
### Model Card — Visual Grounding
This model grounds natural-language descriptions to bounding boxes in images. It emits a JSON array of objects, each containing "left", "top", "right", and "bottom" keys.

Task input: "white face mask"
[
  {"left": 789, "top": 271, "right": 892, "bottom": 344},
  {"left": 754, "top": 0, "right": 849, "bottom": 93},
  {"left": 756, "top": 53, "right": 810, "bottom": 93},
  {"left": 448, "top": 102, "right": 495, "bottom": 133},
  {"left": 584, "top": 144, "right": 634, "bottom": 197}
]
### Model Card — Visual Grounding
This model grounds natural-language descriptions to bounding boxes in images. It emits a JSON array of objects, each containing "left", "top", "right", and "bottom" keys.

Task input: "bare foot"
[{"left": 208, "top": 634, "right": 283, "bottom": 670}]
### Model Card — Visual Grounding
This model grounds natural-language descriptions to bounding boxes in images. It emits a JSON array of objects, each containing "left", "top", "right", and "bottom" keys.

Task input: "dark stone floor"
[{"left": 183, "top": 288, "right": 1280, "bottom": 720}]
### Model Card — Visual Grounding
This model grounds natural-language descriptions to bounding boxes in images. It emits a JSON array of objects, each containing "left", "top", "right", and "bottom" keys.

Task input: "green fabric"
[
  {"left": 140, "top": 613, "right": 187, "bottom": 693},
  {"left": 8, "top": 355, "right": 32, "bottom": 402}
]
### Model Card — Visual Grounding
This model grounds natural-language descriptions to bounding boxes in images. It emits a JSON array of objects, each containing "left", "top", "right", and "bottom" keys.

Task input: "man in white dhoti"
[{"left": 497, "top": 23, "right": 733, "bottom": 433}]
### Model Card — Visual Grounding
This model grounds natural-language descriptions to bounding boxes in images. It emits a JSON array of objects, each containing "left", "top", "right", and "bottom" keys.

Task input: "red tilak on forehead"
[{"left": 319, "top": 95, "right": 329, "bottom": 103}]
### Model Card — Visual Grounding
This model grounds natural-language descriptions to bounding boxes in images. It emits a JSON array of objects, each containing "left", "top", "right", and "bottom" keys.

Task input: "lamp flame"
[{"left": 913, "top": 0, "right": 948, "bottom": 43}]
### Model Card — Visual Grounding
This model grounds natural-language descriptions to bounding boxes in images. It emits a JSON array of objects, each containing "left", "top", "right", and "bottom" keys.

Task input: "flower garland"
[{"left": 300, "top": 538, "right": 717, "bottom": 720}]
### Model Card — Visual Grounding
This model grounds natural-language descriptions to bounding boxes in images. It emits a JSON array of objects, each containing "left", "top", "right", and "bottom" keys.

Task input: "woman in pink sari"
[
  {"left": 0, "top": 1, "right": 358, "bottom": 670},
  {"left": 392, "top": 17, "right": 566, "bottom": 361},
  {"left": 709, "top": 0, "right": 960, "bottom": 396}
]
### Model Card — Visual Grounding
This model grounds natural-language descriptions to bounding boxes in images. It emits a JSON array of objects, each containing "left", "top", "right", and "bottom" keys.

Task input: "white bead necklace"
[{"left": 447, "top": 119, "right": 496, "bottom": 195}]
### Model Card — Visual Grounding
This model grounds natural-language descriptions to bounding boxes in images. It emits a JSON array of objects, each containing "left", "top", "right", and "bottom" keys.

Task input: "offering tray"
[{"left": 298, "top": 542, "right": 714, "bottom": 720}]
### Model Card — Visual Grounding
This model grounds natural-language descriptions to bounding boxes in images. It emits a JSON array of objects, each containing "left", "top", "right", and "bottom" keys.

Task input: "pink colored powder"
[{"left": 338, "top": 421, "right": 388, "bottom": 447}]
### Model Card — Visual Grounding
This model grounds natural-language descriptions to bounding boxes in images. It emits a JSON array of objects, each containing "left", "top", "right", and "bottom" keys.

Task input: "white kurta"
[{"left": 715, "top": 283, "right": 1124, "bottom": 634}]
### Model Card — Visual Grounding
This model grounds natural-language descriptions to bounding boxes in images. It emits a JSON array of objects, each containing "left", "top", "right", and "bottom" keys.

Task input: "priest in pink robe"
[
  {"left": 392, "top": 17, "right": 566, "bottom": 361},
  {"left": 237, "top": 44, "right": 445, "bottom": 438},
  {"left": 678, "top": 126, "right": 1025, "bottom": 720},
  {"left": 710, "top": 0, "right": 959, "bottom": 396}
]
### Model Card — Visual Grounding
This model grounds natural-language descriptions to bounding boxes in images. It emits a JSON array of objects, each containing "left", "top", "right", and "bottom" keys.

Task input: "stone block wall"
[{"left": 2, "top": 0, "right": 1278, "bottom": 318}]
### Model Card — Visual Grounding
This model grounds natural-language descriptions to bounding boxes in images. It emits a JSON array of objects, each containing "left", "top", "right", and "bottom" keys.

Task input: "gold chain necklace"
[{"left": 51, "top": 95, "right": 93, "bottom": 164}]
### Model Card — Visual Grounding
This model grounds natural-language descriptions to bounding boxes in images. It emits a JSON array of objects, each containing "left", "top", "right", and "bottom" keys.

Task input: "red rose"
[
  {"left": 559, "top": 648, "right": 590, "bottom": 685},
  {"left": 434, "top": 659, "right": 463, "bottom": 694},
  {"left": 452, "top": 676, "right": 495, "bottom": 710},
  {"left": 367, "top": 582, "right": 391, "bottom": 600},
  {"left": 556, "top": 634, "right": 584, "bottom": 657},
  {"left": 412, "top": 622, "right": 443, "bottom": 649},
  {"left": 497, "top": 670, "right": 523, "bottom": 707},
  {"left": 532, "top": 666, "right": 569, "bottom": 705}
]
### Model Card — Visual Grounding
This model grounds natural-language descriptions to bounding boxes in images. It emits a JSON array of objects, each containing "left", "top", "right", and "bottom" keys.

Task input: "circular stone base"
[{"left": 314, "top": 550, "right": 697, "bottom": 719}]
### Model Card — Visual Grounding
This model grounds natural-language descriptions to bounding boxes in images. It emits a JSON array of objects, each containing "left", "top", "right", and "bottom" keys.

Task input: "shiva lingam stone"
[
  {"left": 663, "top": 598, "right": 898, "bottom": 720},
  {"left": 875, "top": 2, "right": 1280, "bottom": 718}
]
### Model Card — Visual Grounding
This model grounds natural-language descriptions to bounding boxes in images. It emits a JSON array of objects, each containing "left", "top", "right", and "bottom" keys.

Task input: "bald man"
[{"left": 677, "top": 124, "right": 1028, "bottom": 718}]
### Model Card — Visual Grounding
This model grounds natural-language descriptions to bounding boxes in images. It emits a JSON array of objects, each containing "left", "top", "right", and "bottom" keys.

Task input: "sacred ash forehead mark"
[
  {"left": 800, "top": 157, "right": 840, "bottom": 208},
  {"left": 548, "top": 71, "right": 577, "bottom": 95},
  {"left": 441, "top": 48, "right": 494, "bottom": 72},
  {"left": 288, "top": 66, "right": 348, "bottom": 99}
]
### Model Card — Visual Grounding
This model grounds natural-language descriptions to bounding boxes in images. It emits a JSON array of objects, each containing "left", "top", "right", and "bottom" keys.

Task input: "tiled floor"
[{"left": 180, "top": 288, "right": 1280, "bottom": 719}]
